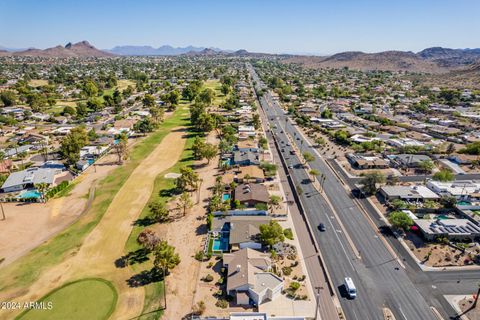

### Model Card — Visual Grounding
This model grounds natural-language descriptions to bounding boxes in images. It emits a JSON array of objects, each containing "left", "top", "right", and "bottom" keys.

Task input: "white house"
[
  {"left": 224, "top": 248, "right": 283, "bottom": 306},
  {"left": 426, "top": 180, "right": 480, "bottom": 200}
]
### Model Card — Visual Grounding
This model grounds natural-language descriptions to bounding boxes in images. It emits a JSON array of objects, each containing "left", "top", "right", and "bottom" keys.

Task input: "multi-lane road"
[{"left": 248, "top": 64, "right": 480, "bottom": 320}]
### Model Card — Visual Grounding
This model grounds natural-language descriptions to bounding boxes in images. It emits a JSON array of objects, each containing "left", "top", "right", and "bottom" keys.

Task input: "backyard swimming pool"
[
  {"left": 222, "top": 193, "right": 231, "bottom": 202},
  {"left": 212, "top": 232, "right": 229, "bottom": 251},
  {"left": 18, "top": 190, "right": 42, "bottom": 199},
  {"left": 222, "top": 159, "right": 233, "bottom": 167}
]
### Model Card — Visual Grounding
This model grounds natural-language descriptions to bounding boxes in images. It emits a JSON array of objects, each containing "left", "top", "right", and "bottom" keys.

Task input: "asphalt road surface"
[{"left": 248, "top": 64, "right": 465, "bottom": 320}]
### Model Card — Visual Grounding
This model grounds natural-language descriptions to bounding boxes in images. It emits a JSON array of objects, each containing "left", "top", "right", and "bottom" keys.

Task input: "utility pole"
[
  {"left": 315, "top": 286, "right": 323, "bottom": 320},
  {"left": 0, "top": 202, "right": 5, "bottom": 221}
]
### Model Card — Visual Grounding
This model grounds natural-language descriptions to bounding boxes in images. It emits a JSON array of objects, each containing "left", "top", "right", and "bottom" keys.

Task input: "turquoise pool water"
[
  {"left": 437, "top": 215, "right": 450, "bottom": 220},
  {"left": 222, "top": 159, "right": 233, "bottom": 167},
  {"left": 222, "top": 194, "right": 231, "bottom": 202},
  {"left": 212, "top": 233, "right": 229, "bottom": 251},
  {"left": 87, "top": 158, "right": 95, "bottom": 165},
  {"left": 19, "top": 190, "right": 42, "bottom": 199},
  {"left": 458, "top": 201, "right": 471, "bottom": 206}
]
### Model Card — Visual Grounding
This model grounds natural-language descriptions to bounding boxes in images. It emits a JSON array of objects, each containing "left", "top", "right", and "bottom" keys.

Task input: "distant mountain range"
[
  {"left": 0, "top": 45, "right": 31, "bottom": 52},
  {"left": 1, "top": 41, "right": 479, "bottom": 74},
  {"left": 284, "top": 47, "right": 480, "bottom": 73},
  {"left": 0, "top": 41, "right": 113, "bottom": 58},
  {"left": 107, "top": 45, "right": 227, "bottom": 56}
]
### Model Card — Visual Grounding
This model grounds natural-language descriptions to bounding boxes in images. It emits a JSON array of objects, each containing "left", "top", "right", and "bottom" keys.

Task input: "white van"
[{"left": 344, "top": 277, "right": 357, "bottom": 299}]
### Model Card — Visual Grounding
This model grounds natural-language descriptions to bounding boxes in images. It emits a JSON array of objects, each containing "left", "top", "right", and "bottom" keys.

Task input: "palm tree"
[
  {"left": 303, "top": 152, "right": 314, "bottom": 165},
  {"left": 35, "top": 183, "right": 49, "bottom": 202},
  {"left": 309, "top": 169, "right": 320, "bottom": 183}
]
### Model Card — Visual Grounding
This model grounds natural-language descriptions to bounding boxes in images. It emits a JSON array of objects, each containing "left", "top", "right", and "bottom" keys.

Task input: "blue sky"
[{"left": 1, "top": 0, "right": 479, "bottom": 54}]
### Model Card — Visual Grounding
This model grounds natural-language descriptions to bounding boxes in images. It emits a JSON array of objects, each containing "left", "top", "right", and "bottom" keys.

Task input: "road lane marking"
[
  {"left": 399, "top": 307, "right": 408, "bottom": 320},
  {"left": 269, "top": 99, "right": 358, "bottom": 268}
]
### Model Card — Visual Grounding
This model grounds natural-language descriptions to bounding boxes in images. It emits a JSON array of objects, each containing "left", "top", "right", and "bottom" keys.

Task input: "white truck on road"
[{"left": 345, "top": 277, "right": 357, "bottom": 299}]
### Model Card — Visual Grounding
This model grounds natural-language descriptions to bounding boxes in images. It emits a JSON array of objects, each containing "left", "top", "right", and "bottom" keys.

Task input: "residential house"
[
  {"left": 1, "top": 167, "right": 63, "bottom": 193},
  {"left": 18, "top": 133, "right": 48, "bottom": 145},
  {"left": 346, "top": 154, "right": 389, "bottom": 169},
  {"left": 415, "top": 219, "right": 480, "bottom": 241},
  {"left": 426, "top": 180, "right": 480, "bottom": 201},
  {"left": 390, "top": 154, "right": 432, "bottom": 168},
  {"left": 224, "top": 248, "right": 283, "bottom": 305},
  {"left": 233, "top": 151, "right": 260, "bottom": 167},
  {"left": 387, "top": 138, "right": 425, "bottom": 148},
  {"left": 80, "top": 145, "right": 109, "bottom": 159},
  {"left": 234, "top": 183, "right": 269, "bottom": 207},
  {"left": 379, "top": 185, "right": 440, "bottom": 202},
  {"left": 212, "top": 215, "right": 272, "bottom": 251},
  {"left": 3, "top": 144, "right": 33, "bottom": 159}
]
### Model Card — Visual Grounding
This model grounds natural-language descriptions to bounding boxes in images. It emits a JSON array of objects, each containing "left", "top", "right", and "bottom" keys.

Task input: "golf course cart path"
[{"left": 0, "top": 127, "right": 187, "bottom": 320}]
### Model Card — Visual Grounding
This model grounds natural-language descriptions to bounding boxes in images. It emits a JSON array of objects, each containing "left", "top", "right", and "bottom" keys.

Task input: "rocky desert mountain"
[
  {"left": 6, "top": 41, "right": 114, "bottom": 58},
  {"left": 283, "top": 47, "right": 480, "bottom": 74}
]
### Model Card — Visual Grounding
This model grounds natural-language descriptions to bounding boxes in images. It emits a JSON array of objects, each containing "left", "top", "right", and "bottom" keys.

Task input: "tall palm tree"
[{"left": 35, "top": 183, "right": 49, "bottom": 202}]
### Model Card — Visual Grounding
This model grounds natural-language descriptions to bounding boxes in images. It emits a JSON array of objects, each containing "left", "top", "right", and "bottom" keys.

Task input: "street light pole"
[
  {"left": 314, "top": 286, "right": 322, "bottom": 320},
  {"left": 0, "top": 202, "right": 5, "bottom": 221}
]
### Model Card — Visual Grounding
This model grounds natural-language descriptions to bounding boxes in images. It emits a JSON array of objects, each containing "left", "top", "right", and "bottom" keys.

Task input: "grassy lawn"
[
  {"left": 0, "top": 106, "right": 187, "bottom": 294},
  {"left": 117, "top": 79, "right": 136, "bottom": 91},
  {"left": 124, "top": 101, "right": 197, "bottom": 320},
  {"left": 124, "top": 81, "right": 225, "bottom": 319},
  {"left": 48, "top": 100, "right": 84, "bottom": 114},
  {"left": 204, "top": 79, "right": 225, "bottom": 106},
  {"left": 103, "top": 79, "right": 136, "bottom": 97},
  {"left": 17, "top": 278, "right": 117, "bottom": 320},
  {"left": 28, "top": 79, "right": 49, "bottom": 87}
]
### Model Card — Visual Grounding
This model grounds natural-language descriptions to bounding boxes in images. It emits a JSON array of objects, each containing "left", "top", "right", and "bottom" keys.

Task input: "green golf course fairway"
[{"left": 17, "top": 278, "right": 117, "bottom": 320}]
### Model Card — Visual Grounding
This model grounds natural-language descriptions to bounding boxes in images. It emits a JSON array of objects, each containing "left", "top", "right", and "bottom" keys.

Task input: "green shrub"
[
  {"left": 255, "top": 203, "right": 268, "bottom": 211},
  {"left": 203, "top": 274, "right": 214, "bottom": 282},
  {"left": 289, "top": 281, "right": 300, "bottom": 291},
  {"left": 207, "top": 213, "right": 213, "bottom": 230},
  {"left": 215, "top": 299, "right": 228, "bottom": 308},
  {"left": 282, "top": 266, "right": 292, "bottom": 276},
  {"left": 45, "top": 181, "right": 70, "bottom": 199},
  {"left": 283, "top": 228, "right": 294, "bottom": 240},
  {"left": 195, "top": 251, "right": 204, "bottom": 261}
]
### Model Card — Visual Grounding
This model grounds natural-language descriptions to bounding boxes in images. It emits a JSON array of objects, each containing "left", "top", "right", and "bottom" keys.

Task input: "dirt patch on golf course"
[{"left": 0, "top": 127, "right": 187, "bottom": 320}]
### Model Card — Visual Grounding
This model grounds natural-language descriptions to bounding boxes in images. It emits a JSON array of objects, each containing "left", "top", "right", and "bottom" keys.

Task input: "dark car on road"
[{"left": 318, "top": 223, "right": 326, "bottom": 231}]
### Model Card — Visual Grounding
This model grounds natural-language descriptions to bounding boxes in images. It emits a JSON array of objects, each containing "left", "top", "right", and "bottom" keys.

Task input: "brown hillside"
[
  {"left": 284, "top": 51, "right": 448, "bottom": 73},
  {"left": 10, "top": 41, "right": 114, "bottom": 58}
]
